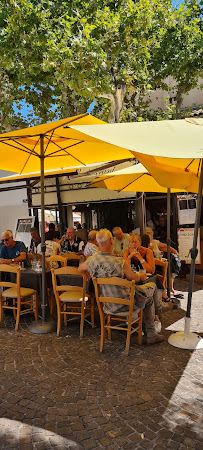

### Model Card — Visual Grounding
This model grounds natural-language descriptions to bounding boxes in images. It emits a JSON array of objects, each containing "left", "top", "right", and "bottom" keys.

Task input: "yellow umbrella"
[
  {"left": 70, "top": 118, "right": 203, "bottom": 193},
  {"left": 70, "top": 118, "right": 203, "bottom": 349},
  {"left": 0, "top": 113, "right": 134, "bottom": 332},
  {"left": 91, "top": 163, "right": 184, "bottom": 193},
  {"left": 0, "top": 113, "right": 132, "bottom": 173}
]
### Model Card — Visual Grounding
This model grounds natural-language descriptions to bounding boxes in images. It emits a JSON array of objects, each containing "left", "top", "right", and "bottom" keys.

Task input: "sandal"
[
  {"left": 162, "top": 296, "right": 171, "bottom": 303},
  {"left": 173, "top": 293, "right": 184, "bottom": 299}
]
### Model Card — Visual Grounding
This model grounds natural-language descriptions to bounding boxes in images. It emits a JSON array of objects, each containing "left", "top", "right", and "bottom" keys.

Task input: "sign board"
[
  {"left": 178, "top": 228, "right": 201, "bottom": 264},
  {"left": 177, "top": 194, "right": 197, "bottom": 225},
  {"left": 14, "top": 217, "right": 35, "bottom": 250}
]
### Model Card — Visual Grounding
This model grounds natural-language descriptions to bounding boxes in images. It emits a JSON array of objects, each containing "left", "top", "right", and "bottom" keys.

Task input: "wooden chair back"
[
  {"left": 154, "top": 258, "right": 168, "bottom": 288},
  {"left": 51, "top": 266, "right": 86, "bottom": 296},
  {"left": 0, "top": 264, "right": 21, "bottom": 295},
  {"left": 94, "top": 276, "right": 142, "bottom": 355},
  {"left": 46, "top": 255, "right": 66, "bottom": 267},
  {"left": 0, "top": 264, "right": 38, "bottom": 330},
  {"left": 51, "top": 266, "right": 94, "bottom": 337}
]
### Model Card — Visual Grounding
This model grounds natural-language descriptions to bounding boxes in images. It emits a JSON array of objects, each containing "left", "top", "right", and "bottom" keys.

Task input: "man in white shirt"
[{"left": 112, "top": 227, "right": 130, "bottom": 256}]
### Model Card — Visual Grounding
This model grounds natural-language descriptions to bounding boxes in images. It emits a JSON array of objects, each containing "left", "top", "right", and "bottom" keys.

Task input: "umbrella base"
[
  {"left": 168, "top": 331, "right": 203, "bottom": 350},
  {"left": 28, "top": 319, "right": 56, "bottom": 334}
]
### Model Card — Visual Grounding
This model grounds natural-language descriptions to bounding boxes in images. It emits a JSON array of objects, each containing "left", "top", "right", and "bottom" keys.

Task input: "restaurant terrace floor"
[{"left": 0, "top": 277, "right": 202, "bottom": 450}]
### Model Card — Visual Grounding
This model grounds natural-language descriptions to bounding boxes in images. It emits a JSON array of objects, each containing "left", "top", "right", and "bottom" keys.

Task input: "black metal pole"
[
  {"left": 56, "top": 177, "right": 64, "bottom": 236},
  {"left": 186, "top": 159, "right": 203, "bottom": 319},
  {"left": 167, "top": 188, "right": 171, "bottom": 298},
  {"left": 40, "top": 134, "right": 47, "bottom": 323}
]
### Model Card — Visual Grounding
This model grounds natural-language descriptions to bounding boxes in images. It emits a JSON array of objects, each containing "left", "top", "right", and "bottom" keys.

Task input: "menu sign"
[
  {"left": 177, "top": 195, "right": 197, "bottom": 225},
  {"left": 178, "top": 228, "right": 200, "bottom": 264},
  {"left": 14, "top": 216, "right": 35, "bottom": 250}
]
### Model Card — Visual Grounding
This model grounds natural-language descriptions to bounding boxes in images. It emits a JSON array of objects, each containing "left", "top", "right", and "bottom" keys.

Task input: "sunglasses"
[{"left": 2, "top": 238, "right": 9, "bottom": 242}]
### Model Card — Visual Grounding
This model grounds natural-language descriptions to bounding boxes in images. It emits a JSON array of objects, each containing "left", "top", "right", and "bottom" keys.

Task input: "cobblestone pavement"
[{"left": 0, "top": 278, "right": 202, "bottom": 449}]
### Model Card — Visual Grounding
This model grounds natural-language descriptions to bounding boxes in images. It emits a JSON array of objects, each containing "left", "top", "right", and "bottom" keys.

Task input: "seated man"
[
  {"left": 30, "top": 227, "right": 41, "bottom": 253},
  {"left": 84, "top": 230, "right": 99, "bottom": 257},
  {"left": 112, "top": 227, "right": 130, "bottom": 256},
  {"left": 79, "top": 228, "right": 164, "bottom": 345},
  {"left": 60, "top": 227, "right": 84, "bottom": 254},
  {"left": 0, "top": 230, "right": 28, "bottom": 266}
]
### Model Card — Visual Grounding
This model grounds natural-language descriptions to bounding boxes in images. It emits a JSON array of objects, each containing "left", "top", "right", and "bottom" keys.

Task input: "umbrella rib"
[
  {"left": 45, "top": 138, "right": 86, "bottom": 156},
  {"left": 117, "top": 173, "right": 146, "bottom": 192},
  {"left": 197, "top": 159, "right": 201, "bottom": 177},
  {"left": 185, "top": 159, "right": 195, "bottom": 171},
  {"left": 46, "top": 141, "right": 86, "bottom": 165},
  {"left": 20, "top": 153, "right": 32, "bottom": 174},
  {"left": 44, "top": 130, "right": 55, "bottom": 155},
  {"left": 0, "top": 138, "right": 40, "bottom": 157}
]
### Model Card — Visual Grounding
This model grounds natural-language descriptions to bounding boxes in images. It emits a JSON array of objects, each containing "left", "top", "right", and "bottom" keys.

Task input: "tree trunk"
[{"left": 108, "top": 84, "right": 126, "bottom": 123}]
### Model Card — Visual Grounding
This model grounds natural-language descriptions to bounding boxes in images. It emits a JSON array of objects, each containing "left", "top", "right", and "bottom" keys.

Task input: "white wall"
[{"left": 0, "top": 188, "right": 28, "bottom": 235}]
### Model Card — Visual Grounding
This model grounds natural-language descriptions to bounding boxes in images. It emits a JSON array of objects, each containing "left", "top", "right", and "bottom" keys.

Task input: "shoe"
[
  {"left": 173, "top": 293, "right": 184, "bottom": 299},
  {"left": 162, "top": 296, "right": 171, "bottom": 303},
  {"left": 147, "top": 334, "right": 165, "bottom": 345}
]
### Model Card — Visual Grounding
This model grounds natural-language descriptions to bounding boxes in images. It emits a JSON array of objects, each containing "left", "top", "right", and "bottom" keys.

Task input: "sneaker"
[{"left": 147, "top": 334, "right": 165, "bottom": 345}]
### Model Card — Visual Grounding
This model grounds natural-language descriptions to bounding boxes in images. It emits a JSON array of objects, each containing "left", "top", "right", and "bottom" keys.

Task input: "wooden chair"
[
  {"left": 155, "top": 258, "right": 168, "bottom": 288},
  {"left": 51, "top": 266, "right": 95, "bottom": 337},
  {"left": 46, "top": 255, "right": 66, "bottom": 268},
  {"left": 0, "top": 264, "right": 38, "bottom": 330},
  {"left": 45, "top": 256, "right": 67, "bottom": 315},
  {"left": 62, "top": 253, "right": 83, "bottom": 267},
  {"left": 94, "top": 277, "right": 143, "bottom": 356}
]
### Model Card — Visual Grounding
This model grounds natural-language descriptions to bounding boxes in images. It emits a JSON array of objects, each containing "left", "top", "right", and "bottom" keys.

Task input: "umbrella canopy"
[
  {"left": 0, "top": 113, "right": 134, "bottom": 332},
  {"left": 0, "top": 113, "right": 133, "bottom": 174},
  {"left": 91, "top": 163, "right": 184, "bottom": 193},
  {"left": 70, "top": 118, "right": 203, "bottom": 192},
  {"left": 70, "top": 117, "right": 203, "bottom": 349}
]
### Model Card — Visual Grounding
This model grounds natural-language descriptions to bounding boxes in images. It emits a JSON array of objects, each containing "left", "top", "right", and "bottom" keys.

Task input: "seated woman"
[
  {"left": 123, "top": 233, "right": 155, "bottom": 274},
  {"left": 144, "top": 227, "right": 183, "bottom": 299},
  {"left": 124, "top": 233, "right": 164, "bottom": 321}
]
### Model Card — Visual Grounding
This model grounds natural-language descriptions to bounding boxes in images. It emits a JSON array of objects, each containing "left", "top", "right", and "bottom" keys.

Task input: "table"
[
  {"left": 57, "top": 274, "right": 93, "bottom": 294},
  {"left": 11, "top": 267, "right": 52, "bottom": 299}
]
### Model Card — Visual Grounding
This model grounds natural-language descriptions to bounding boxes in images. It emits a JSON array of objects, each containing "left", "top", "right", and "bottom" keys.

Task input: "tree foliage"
[{"left": 0, "top": 0, "right": 202, "bottom": 131}]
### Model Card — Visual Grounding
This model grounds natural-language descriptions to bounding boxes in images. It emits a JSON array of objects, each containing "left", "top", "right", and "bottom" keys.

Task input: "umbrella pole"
[
  {"left": 168, "top": 159, "right": 203, "bottom": 350},
  {"left": 167, "top": 188, "right": 171, "bottom": 298},
  {"left": 28, "top": 135, "right": 55, "bottom": 334}
]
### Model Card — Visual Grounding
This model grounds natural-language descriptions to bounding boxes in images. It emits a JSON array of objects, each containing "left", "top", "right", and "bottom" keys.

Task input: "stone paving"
[{"left": 0, "top": 278, "right": 202, "bottom": 449}]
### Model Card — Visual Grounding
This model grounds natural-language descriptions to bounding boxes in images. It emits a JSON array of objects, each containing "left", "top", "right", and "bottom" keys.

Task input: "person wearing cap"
[{"left": 0, "top": 230, "right": 28, "bottom": 266}]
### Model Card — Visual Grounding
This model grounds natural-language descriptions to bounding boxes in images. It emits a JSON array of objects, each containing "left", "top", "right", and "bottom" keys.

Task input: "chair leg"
[
  {"left": 34, "top": 293, "right": 38, "bottom": 321},
  {"left": 90, "top": 295, "right": 95, "bottom": 328},
  {"left": 125, "top": 324, "right": 131, "bottom": 356},
  {"left": 0, "top": 294, "right": 3, "bottom": 325},
  {"left": 138, "top": 311, "right": 143, "bottom": 345},
  {"left": 13, "top": 298, "right": 17, "bottom": 319},
  {"left": 100, "top": 313, "right": 105, "bottom": 352},
  {"left": 57, "top": 306, "right": 62, "bottom": 337},
  {"left": 63, "top": 303, "right": 67, "bottom": 326},
  {"left": 107, "top": 315, "right": 112, "bottom": 340},
  {"left": 15, "top": 300, "right": 21, "bottom": 331},
  {"left": 80, "top": 302, "right": 85, "bottom": 338}
]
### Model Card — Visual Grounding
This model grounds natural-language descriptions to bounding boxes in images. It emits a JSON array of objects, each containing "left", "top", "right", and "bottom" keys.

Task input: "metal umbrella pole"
[
  {"left": 29, "top": 135, "right": 56, "bottom": 333},
  {"left": 168, "top": 159, "right": 203, "bottom": 349},
  {"left": 166, "top": 188, "right": 171, "bottom": 298}
]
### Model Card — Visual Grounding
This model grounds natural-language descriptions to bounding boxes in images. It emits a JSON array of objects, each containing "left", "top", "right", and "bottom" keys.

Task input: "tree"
[{"left": 0, "top": 0, "right": 202, "bottom": 131}]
